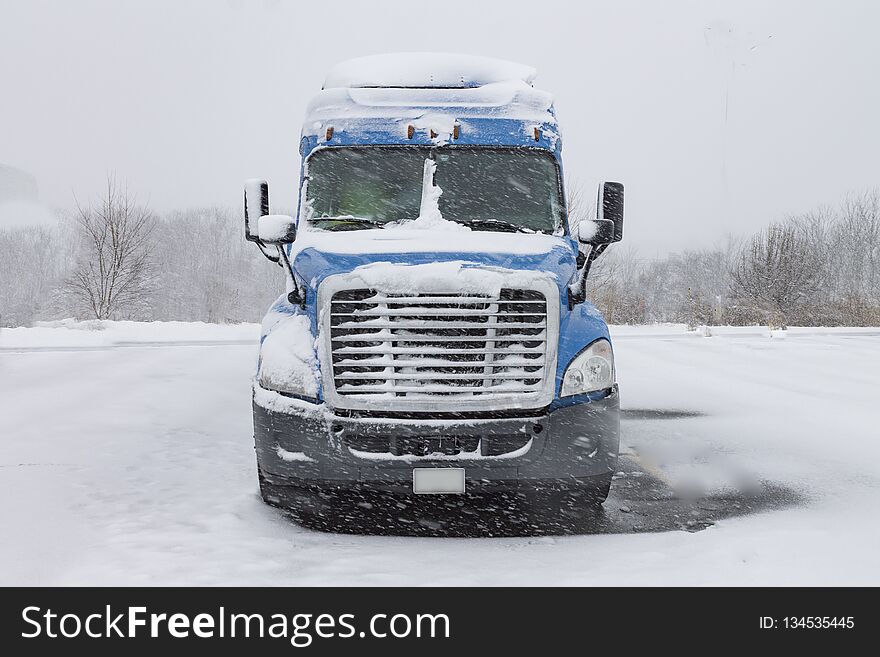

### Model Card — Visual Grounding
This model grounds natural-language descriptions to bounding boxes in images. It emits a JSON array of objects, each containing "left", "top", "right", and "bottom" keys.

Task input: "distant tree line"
[
  {"left": 0, "top": 177, "right": 283, "bottom": 327},
  {"left": 582, "top": 189, "right": 880, "bottom": 328},
  {"left": 0, "top": 178, "right": 878, "bottom": 328}
]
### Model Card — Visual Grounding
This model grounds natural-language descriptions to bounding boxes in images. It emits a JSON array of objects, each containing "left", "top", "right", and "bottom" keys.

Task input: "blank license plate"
[{"left": 412, "top": 468, "right": 465, "bottom": 494}]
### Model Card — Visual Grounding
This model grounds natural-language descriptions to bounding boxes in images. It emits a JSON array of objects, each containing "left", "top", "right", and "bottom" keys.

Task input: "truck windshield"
[{"left": 305, "top": 147, "right": 564, "bottom": 234}]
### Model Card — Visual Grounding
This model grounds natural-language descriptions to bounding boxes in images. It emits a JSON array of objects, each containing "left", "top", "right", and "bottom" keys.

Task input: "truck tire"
[
  {"left": 549, "top": 474, "right": 613, "bottom": 509},
  {"left": 522, "top": 475, "right": 613, "bottom": 530},
  {"left": 589, "top": 473, "right": 613, "bottom": 505}
]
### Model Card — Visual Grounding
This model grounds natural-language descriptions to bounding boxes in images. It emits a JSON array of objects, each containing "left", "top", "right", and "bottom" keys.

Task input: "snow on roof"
[
  {"left": 323, "top": 53, "right": 537, "bottom": 89},
  {"left": 305, "top": 53, "right": 557, "bottom": 148},
  {"left": 302, "top": 81, "right": 557, "bottom": 146},
  {"left": 305, "top": 81, "right": 554, "bottom": 124}
]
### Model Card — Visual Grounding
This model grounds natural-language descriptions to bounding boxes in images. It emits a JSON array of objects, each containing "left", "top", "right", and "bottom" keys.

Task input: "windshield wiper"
[
  {"left": 311, "top": 216, "right": 386, "bottom": 230},
  {"left": 454, "top": 218, "right": 535, "bottom": 233}
]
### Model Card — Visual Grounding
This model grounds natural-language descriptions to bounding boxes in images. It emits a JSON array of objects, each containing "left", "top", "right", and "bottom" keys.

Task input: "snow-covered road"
[{"left": 1, "top": 322, "right": 878, "bottom": 585}]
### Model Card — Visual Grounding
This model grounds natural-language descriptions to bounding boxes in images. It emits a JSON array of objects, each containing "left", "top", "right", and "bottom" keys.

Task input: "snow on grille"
[{"left": 327, "top": 288, "right": 549, "bottom": 407}]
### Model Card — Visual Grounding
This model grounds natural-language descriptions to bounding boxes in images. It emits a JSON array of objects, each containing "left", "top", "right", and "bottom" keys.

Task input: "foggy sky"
[{"left": 2, "top": 0, "right": 878, "bottom": 255}]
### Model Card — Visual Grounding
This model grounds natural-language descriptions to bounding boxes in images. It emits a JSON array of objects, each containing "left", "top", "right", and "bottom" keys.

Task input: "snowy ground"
[{"left": 1, "top": 321, "right": 878, "bottom": 586}]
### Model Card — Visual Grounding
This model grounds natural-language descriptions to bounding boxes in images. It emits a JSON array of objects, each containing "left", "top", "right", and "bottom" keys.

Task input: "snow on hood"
[
  {"left": 343, "top": 261, "right": 556, "bottom": 297},
  {"left": 291, "top": 226, "right": 570, "bottom": 256},
  {"left": 289, "top": 228, "right": 578, "bottom": 297}
]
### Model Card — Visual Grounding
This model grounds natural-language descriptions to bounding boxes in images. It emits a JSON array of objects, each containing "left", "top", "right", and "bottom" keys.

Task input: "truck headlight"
[
  {"left": 256, "top": 315, "right": 320, "bottom": 400},
  {"left": 258, "top": 368, "right": 315, "bottom": 397},
  {"left": 561, "top": 339, "right": 615, "bottom": 397}
]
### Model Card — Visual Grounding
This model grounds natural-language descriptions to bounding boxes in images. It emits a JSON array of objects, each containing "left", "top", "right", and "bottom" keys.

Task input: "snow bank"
[
  {"left": 257, "top": 315, "right": 319, "bottom": 398},
  {"left": 608, "top": 324, "right": 880, "bottom": 340},
  {"left": 323, "top": 52, "right": 537, "bottom": 89},
  {"left": 0, "top": 319, "right": 260, "bottom": 348}
]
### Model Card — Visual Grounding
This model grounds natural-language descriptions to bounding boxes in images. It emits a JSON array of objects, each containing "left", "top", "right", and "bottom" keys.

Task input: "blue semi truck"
[{"left": 243, "top": 53, "right": 624, "bottom": 526}]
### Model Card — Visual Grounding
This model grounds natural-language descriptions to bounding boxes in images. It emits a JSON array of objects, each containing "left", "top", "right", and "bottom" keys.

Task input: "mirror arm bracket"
[
  {"left": 568, "top": 243, "right": 608, "bottom": 309},
  {"left": 256, "top": 240, "right": 280, "bottom": 263},
  {"left": 276, "top": 245, "right": 306, "bottom": 308}
]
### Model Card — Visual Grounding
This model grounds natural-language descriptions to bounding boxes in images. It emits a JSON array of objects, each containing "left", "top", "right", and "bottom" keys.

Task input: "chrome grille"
[{"left": 320, "top": 278, "right": 559, "bottom": 411}]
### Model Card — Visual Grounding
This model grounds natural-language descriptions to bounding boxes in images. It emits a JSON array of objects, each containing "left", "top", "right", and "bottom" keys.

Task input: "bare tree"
[
  {"left": 730, "top": 221, "right": 822, "bottom": 328},
  {"left": 66, "top": 176, "right": 156, "bottom": 319}
]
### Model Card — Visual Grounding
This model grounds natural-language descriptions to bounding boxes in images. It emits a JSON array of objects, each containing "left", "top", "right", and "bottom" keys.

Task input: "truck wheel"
[
  {"left": 588, "top": 473, "right": 613, "bottom": 505},
  {"left": 525, "top": 476, "right": 613, "bottom": 529},
  {"left": 551, "top": 474, "right": 613, "bottom": 510}
]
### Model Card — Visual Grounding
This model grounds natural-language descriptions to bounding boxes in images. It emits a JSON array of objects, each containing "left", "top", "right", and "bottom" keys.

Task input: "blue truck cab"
[{"left": 243, "top": 53, "right": 624, "bottom": 523}]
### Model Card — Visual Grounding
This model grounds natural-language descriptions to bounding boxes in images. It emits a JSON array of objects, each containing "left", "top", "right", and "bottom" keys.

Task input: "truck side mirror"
[
  {"left": 244, "top": 179, "right": 269, "bottom": 242},
  {"left": 598, "top": 181, "right": 624, "bottom": 243},
  {"left": 577, "top": 219, "right": 615, "bottom": 245},
  {"left": 569, "top": 181, "right": 626, "bottom": 307},
  {"left": 258, "top": 215, "right": 297, "bottom": 244}
]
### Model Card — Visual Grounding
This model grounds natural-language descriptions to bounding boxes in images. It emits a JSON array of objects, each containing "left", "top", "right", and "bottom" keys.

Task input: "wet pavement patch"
[
  {"left": 277, "top": 454, "right": 803, "bottom": 538},
  {"left": 598, "top": 456, "right": 803, "bottom": 534}
]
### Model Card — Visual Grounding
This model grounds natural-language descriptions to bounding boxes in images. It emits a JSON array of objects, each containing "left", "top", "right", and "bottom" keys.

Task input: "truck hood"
[{"left": 289, "top": 228, "right": 579, "bottom": 295}]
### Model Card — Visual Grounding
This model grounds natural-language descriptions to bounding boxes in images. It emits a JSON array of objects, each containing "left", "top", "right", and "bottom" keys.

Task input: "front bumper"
[{"left": 253, "top": 386, "right": 619, "bottom": 493}]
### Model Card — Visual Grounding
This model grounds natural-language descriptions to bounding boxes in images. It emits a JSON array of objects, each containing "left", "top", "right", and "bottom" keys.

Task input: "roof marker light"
[
  {"left": 407, "top": 124, "right": 415, "bottom": 139},
  {"left": 453, "top": 124, "right": 460, "bottom": 140},
  {"left": 325, "top": 126, "right": 334, "bottom": 141},
  {"left": 533, "top": 127, "right": 540, "bottom": 142},
  {"left": 430, "top": 129, "right": 438, "bottom": 139}
]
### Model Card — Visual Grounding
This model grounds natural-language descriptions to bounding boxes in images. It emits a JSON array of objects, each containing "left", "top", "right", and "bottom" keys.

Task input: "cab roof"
[{"left": 300, "top": 53, "right": 560, "bottom": 156}]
